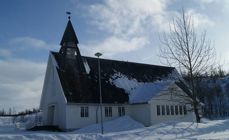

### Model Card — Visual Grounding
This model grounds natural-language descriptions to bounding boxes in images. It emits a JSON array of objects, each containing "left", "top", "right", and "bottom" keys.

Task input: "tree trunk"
[{"left": 194, "top": 102, "right": 201, "bottom": 123}]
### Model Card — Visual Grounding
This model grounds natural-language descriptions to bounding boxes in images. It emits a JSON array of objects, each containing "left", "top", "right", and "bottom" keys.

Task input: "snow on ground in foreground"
[
  {"left": 1, "top": 116, "right": 229, "bottom": 139},
  {"left": 75, "top": 116, "right": 144, "bottom": 133}
]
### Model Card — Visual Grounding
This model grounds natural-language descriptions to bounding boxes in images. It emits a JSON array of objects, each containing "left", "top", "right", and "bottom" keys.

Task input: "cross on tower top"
[{"left": 66, "top": 11, "right": 71, "bottom": 20}]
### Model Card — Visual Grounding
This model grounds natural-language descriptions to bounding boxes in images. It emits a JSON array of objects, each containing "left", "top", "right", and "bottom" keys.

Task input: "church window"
[
  {"left": 80, "top": 107, "right": 89, "bottom": 117},
  {"left": 171, "top": 105, "right": 174, "bottom": 115},
  {"left": 118, "top": 107, "right": 125, "bottom": 116},
  {"left": 175, "top": 105, "right": 178, "bottom": 115},
  {"left": 66, "top": 48, "right": 76, "bottom": 59},
  {"left": 162, "top": 105, "right": 165, "bottom": 115},
  {"left": 105, "top": 107, "right": 112, "bottom": 117},
  {"left": 166, "top": 105, "right": 170, "bottom": 115},
  {"left": 179, "top": 105, "right": 183, "bottom": 115},
  {"left": 184, "top": 105, "right": 187, "bottom": 115},
  {"left": 157, "top": 105, "right": 160, "bottom": 115}
]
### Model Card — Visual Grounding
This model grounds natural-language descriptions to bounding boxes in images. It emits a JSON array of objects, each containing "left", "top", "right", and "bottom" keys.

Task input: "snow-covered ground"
[
  {"left": 75, "top": 116, "right": 144, "bottom": 133},
  {"left": 1, "top": 115, "right": 229, "bottom": 139}
]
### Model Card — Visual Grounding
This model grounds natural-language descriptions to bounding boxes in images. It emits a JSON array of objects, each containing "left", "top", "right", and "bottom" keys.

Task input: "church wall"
[
  {"left": 39, "top": 53, "right": 67, "bottom": 129},
  {"left": 149, "top": 83, "right": 195, "bottom": 125},
  {"left": 65, "top": 103, "right": 130, "bottom": 130},
  {"left": 128, "top": 103, "right": 151, "bottom": 126}
]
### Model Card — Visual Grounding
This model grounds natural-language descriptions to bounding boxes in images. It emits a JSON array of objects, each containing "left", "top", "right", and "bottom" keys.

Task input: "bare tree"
[{"left": 160, "top": 9, "right": 215, "bottom": 123}]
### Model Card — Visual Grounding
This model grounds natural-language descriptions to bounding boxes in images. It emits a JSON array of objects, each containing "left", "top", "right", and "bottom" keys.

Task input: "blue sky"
[{"left": 1, "top": 0, "right": 229, "bottom": 112}]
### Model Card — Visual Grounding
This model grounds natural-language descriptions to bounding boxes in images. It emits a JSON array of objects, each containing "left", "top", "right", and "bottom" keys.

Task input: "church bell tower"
[{"left": 59, "top": 14, "right": 85, "bottom": 74}]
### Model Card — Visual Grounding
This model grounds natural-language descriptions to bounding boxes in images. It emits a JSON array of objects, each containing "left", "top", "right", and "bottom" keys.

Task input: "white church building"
[{"left": 39, "top": 17, "right": 196, "bottom": 131}]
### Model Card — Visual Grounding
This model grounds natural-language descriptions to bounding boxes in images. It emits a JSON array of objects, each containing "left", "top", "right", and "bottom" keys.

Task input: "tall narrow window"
[
  {"left": 105, "top": 107, "right": 112, "bottom": 117},
  {"left": 105, "top": 107, "right": 108, "bottom": 117},
  {"left": 122, "top": 107, "right": 125, "bottom": 116},
  {"left": 162, "top": 105, "right": 165, "bottom": 115},
  {"left": 109, "top": 107, "right": 112, "bottom": 117},
  {"left": 80, "top": 107, "right": 89, "bottom": 117},
  {"left": 171, "top": 105, "right": 174, "bottom": 115},
  {"left": 80, "top": 107, "right": 84, "bottom": 117},
  {"left": 184, "top": 105, "right": 187, "bottom": 115},
  {"left": 175, "top": 105, "right": 178, "bottom": 115},
  {"left": 118, "top": 107, "right": 125, "bottom": 116},
  {"left": 179, "top": 105, "right": 183, "bottom": 115},
  {"left": 157, "top": 105, "right": 161, "bottom": 116},
  {"left": 85, "top": 107, "right": 88, "bottom": 117},
  {"left": 166, "top": 105, "right": 170, "bottom": 115}
]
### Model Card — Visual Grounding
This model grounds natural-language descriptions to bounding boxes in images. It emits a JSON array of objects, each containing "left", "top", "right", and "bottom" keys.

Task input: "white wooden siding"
[
  {"left": 65, "top": 104, "right": 129, "bottom": 130},
  {"left": 39, "top": 53, "right": 67, "bottom": 129}
]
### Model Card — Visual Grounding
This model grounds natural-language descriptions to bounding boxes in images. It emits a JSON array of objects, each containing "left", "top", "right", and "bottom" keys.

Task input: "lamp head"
[{"left": 95, "top": 52, "right": 102, "bottom": 57}]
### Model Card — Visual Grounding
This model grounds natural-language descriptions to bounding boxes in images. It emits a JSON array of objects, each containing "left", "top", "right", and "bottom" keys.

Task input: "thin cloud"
[
  {"left": 186, "top": 9, "right": 214, "bottom": 28},
  {"left": 0, "top": 49, "right": 12, "bottom": 58},
  {"left": 200, "top": 0, "right": 216, "bottom": 4},
  {"left": 88, "top": 0, "right": 167, "bottom": 36},
  {"left": 82, "top": 36, "right": 149, "bottom": 57},
  {"left": 10, "top": 37, "right": 59, "bottom": 50}
]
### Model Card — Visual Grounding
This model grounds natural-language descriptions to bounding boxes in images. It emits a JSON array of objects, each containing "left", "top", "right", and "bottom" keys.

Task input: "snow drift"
[{"left": 75, "top": 116, "right": 144, "bottom": 133}]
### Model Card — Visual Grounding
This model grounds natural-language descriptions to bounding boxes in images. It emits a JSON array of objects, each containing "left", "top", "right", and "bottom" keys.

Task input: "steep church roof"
[
  {"left": 53, "top": 52, "right": 177, "bottom": 104},
  {"left": 60, "top": 19, "right": 79, "bottom": 45}
]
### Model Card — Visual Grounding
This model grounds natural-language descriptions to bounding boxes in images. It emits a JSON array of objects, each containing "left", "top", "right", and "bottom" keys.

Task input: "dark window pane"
[
  {"left": 179, "top": 106, "right": 183, "bottom": 115},
  {"left": 171, "top": 105, "right": 174, "bottom": 115},
  {"left": 85, "top": 107, "right": 89, "bottom": 117},
  {"left": 166, "top": 105, "right": 170, "bottom": 115},
  {"left": 118, "top": 107, "right": 125, "bottom": 116},
  {"left": 105, "top": 107, "right": 108, "bottom": 117},
  {"left": 122, "top": 107, "right": 125, "bottom": 116},
  {"left": 157, "top": 105, "right": 160, "bottom": 116},
  {"left": 184, "top": 105, "right": 187, "bottom": 115},
  {"left": 175, "top": 106, "right": 178, "bottom": 115},
  {"left": 109, "top": 107, "right": 112, "bottom": 117},
  {"left": 118, "top": 107, "right": 121, "bottom": 116},
  {"left": 80, "top": 107, "right": 84, "bottom": 117},
  {"left": 162, "top": 105, "right": 165, "bottom": 115},
  {"left": 105, "top": 107, "right": 112, "bottom": 117}
]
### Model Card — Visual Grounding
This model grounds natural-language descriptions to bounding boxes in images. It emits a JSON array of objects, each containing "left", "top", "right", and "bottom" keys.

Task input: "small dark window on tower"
[
  {"left": 157, "top": 105, "right": 161, "bottom": 116},
  {"left": 66, "top": 48, "right": 76, "bottom": 59}
]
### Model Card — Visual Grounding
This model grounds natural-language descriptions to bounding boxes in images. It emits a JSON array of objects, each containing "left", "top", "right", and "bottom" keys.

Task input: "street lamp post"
[{"left": 95, "top": 52, "right": 104, "bottom": 134}]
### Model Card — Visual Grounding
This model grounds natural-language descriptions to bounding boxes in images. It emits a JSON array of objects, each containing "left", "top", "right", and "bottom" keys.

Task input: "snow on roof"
[
  {"left": 82, "top": 58, "right": 90, "bottom": 74},
  {"left": 110, "top": 72, "right": 173, "bottom": 103}
]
